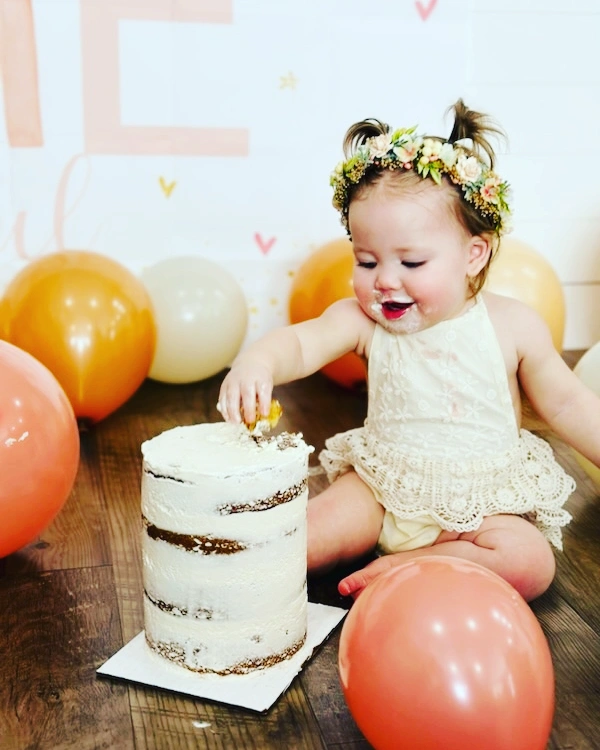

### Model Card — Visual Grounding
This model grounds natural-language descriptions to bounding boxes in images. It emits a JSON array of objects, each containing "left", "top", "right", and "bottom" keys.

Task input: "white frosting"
[
  {"left": 142, "top": 422, "right": 312, "bottom": 480},
  {"left": 141, "top": 422, "right": 314, "bottom": 674}
]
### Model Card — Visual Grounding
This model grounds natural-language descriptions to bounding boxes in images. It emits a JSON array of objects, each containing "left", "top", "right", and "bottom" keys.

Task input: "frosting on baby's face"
[{"left": 350, "top": 186, "right": 483, "bottom": 335}]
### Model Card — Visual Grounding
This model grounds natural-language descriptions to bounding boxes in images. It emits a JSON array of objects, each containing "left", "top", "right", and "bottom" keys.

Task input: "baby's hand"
[
  {"left": 218, "top": 363, "right": 274, "bottom": 426},
  {"left": 243, "top": 399, "right": 283, "bottom": 435}
]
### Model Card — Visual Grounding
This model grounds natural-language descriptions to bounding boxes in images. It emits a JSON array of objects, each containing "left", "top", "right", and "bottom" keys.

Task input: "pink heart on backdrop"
[
  {"left": 415, "top": 0, "right": 437, "bottom": 21},
  {"left": 254, "top": 232, "right": 276, "bottom": 255}
]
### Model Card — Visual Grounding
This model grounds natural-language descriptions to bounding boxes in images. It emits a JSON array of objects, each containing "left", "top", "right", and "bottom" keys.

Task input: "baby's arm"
[
  {"left": 218, "top": 298, "right": 373, "bottom": 425},
  {"left": 512, "top": 301, "right": 600, "bottom": 468}
]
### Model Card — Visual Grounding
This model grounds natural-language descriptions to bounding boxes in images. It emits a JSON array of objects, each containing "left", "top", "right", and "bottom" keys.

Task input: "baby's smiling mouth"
[{"left": 381, "top": 300, "right": 414, "bottom": 320}]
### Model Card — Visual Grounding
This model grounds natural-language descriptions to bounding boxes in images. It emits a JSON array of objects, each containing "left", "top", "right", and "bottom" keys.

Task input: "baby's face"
[{"left": 348, "top": 184, "right": 489, "bottom": 335}]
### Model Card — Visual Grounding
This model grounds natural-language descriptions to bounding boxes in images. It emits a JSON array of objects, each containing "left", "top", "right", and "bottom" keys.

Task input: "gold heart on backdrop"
[{"left": 159, "top": 177, "right": 176, "bottom": 197}]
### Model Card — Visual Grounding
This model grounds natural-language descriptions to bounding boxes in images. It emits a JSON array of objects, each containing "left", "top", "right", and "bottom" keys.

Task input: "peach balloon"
[
  {"left": 289, "top": 238, "right": 367, "bottom": 389},
  {"left": 573, "top": 342, "right": 600, "bottom": 486},
  {"left": 486, "top": 238, "right": 565, "bottom": 351},
  {"left": 0, "top": 340, "right": 80, "bottom": 558},
  {"left": 339, "top": 557, "right": 554, "bottom": 750},
  {"left": 1, "top": 251, "right": 156, "bottom": 424}
]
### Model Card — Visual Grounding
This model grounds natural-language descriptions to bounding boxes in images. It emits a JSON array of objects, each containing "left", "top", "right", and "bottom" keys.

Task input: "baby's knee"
[
  {"left": 503, "top": 525, "right": 556, "bottom": 601},
  {"left": 472, "top": 516, "right": 556, "bottom": 601},
  {"left": 519, "top": 546, "right": 555, "bottom": 601}
]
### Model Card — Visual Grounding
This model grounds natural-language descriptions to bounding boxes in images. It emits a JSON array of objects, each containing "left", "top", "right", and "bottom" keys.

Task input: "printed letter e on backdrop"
[
  {"left": 80, "top": 0, "right": 249, "bottom": 156},
  {"left": 0, "top": 0, "right": 43, "bottom": 147}
]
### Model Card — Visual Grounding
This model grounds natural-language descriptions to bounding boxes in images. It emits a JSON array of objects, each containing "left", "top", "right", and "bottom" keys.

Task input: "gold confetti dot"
[{"left": 279, "top": 72, "right": 298, "bottom": 90}]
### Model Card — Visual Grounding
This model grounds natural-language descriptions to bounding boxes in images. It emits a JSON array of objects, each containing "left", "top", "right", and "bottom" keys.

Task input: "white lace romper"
[{"left": 319, "top": 294, "right": 575, "bottom": 552}]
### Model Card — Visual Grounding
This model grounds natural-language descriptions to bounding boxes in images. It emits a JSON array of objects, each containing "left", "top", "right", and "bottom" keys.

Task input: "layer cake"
[{"left": 141, "top": 422, "right": 313, "bottom": 675}]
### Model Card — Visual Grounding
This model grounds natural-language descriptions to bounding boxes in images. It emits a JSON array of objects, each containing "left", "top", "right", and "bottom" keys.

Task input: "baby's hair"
[
  {"left": 340, "top": 99, "right": 508, "bottom": 295},
  {"left": 446, "top": 99, "right": 506, "bottom": 169}
]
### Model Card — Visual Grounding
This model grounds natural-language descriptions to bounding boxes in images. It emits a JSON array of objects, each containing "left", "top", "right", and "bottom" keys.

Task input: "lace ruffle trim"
[{"left": 319, "top": 428, "right": 575, "bottom": 550}]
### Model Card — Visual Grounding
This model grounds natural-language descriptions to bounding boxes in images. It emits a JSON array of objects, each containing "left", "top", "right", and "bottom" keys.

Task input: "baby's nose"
[{"left": 375, "top": 265, "right": 402, "bottom": 290}]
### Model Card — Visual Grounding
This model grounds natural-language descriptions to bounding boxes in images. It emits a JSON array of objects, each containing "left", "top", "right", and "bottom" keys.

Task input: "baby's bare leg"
[
  {"left": 307, "top": 470, "right": 384, "bottom": 575},
  {"left": 338, "top": 514, "right": 556, "bottom": 602}
]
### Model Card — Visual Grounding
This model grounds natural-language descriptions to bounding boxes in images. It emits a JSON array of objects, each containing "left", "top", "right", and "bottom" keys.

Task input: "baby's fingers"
[
  {"left": 256, "top": 380, "right": 273, "bottom": 418},
  {"left": 217, "top": 382, "right": 243, "bottom": 424},
  {"left": 240, "top": 383, "right": 261, "bottom": 425},
  {"left": 218, "top": 369, "right": 273, "bottom": 427}
]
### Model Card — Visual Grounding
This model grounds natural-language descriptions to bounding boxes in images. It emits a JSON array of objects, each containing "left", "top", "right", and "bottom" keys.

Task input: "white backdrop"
[{"left": 0, "top": 0, "right": 599, "bottom": 349}]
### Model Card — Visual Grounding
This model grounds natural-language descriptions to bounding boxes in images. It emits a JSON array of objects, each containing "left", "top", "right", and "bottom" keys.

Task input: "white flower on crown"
[
  {"left": 368, "top": 133, "right": 394, "bottom": 158},
  {"left": 421, "top": 138, "right": 442, "bottom": 161},
  {"left": 500, "top": 211, "right": 513, "bottom": 234},
  {"left": 455, "top": 154, "right": 482, "bottom": 183},
  {"left": 439, "top": 143, "right": 458, "bottom": 168}
]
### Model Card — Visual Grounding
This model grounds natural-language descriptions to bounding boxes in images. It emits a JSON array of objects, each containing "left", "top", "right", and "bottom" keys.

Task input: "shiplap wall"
[{"left": 0, "top": 0, "right": 598, "bottom": 349}]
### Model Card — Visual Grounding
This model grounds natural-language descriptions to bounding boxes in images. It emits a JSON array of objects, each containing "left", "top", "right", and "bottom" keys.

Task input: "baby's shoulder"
[
  {"left": 481, "top": 290, "right": 554, "bottom": 354},
  {"left": 481, "top": 290, "right": 544, "bottom": 328},
  {"left": 324, "top": 297, "right": 372, "bottom": 326},
  {"left": 322, "top": 298, "right": 375, "bottom": 355}
]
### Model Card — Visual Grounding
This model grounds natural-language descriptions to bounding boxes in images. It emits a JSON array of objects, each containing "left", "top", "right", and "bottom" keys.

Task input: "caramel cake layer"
[
  {"left": 145, "top": 632, "right": 307, "bottom": 675},
  {"left": 144, "top": 589, "right": 222, "bottom": 620},
  {"left": 143, "top": 517, "right": 246, "bottom": 554},
  {"left": 217, "top": 478, "right": 307, "bottom": 514},
  {"left": 142, "top": 473, "right": 307, "bottom": 514},
  {"left": 143, "top": 516, "right": 302, "bottom": 553},
  {"left": 145, "top": 469, "right": 187, "bottom": 484}
]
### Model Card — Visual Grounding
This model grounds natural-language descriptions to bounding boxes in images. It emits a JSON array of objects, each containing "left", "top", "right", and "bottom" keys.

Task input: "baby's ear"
[{"left": 467, "top": 235, "right": 492, "bottom": 277}]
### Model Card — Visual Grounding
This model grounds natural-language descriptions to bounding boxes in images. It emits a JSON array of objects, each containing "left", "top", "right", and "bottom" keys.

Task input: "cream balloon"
[
  {"left": 140, "top": 257, "right": 248, "bottom": 383},
  {"left": 486, "top": 237, "right": 565, "bottom": 352},
  {"left": 572, "top": 342, "right": 600, "bottom": 486}
]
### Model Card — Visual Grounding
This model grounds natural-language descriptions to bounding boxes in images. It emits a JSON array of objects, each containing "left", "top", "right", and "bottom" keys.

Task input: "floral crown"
[{"left": 330, "top": 125, "right": 512, "bottom": 236}]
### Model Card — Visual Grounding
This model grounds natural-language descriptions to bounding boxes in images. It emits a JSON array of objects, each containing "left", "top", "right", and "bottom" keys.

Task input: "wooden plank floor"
[{"left": 1, "top": 352, "right": 600, "bottom": 749}]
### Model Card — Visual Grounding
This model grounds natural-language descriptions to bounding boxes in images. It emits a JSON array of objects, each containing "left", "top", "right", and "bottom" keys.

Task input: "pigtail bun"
[
  {"left": 446, "top": 99, "right": 505, "bottom": 169},
  {"left": 343, "top": 119, "right": 390, "bottom": 159}
]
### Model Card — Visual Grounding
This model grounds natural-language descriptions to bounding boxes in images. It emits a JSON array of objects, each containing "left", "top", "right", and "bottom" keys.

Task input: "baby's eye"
[
  {"left": 402, "top": 261, "right": 425, "bottom": 269},
  {"left": 357, "top": 261, "right": 376, "bottom": 269}
]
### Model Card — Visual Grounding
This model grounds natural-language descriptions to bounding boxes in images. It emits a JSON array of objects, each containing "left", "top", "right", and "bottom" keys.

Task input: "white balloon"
[
  {"left": 140, "top": 256, "right": 248, "bottom": 384},
  {"left": 573, "top": 341, "right": 600, "bottom": 486},
  {"left": 574, "top": 341, "right": 600, "bottom": 390}
]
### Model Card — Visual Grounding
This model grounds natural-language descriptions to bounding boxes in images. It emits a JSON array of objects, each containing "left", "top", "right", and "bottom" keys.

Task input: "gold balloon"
[
  {"left": 573, "top": 342, "right": 600, "bottom": 486},
  {"left": 486, "top": 237, "right": 565, "bottom": 351},
  {"left": 1, "top": 251, "right": 156, "bottom": 424},
  {"left": 0, "top": 296, "right": 9, "bottom": 339},
  {"left": 289, "top": 237, "right": 367, "bottom": 389},
  {"left": 140, "top": 256, "right": 248, "bottom": 383}
]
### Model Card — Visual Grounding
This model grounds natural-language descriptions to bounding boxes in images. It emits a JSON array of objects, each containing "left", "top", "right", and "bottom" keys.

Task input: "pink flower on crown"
[
  {"left": 393, "top": 139, "right": 419, "bottom": 164},
  {"left": 455, "top": 155, "right": 482, "bottom": 184},
  {"left": 368, "top": 134, "right": 393, "bottom": 158},
  {"left": 480, "top": 176, "right": 502, "bottom": 204}
]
